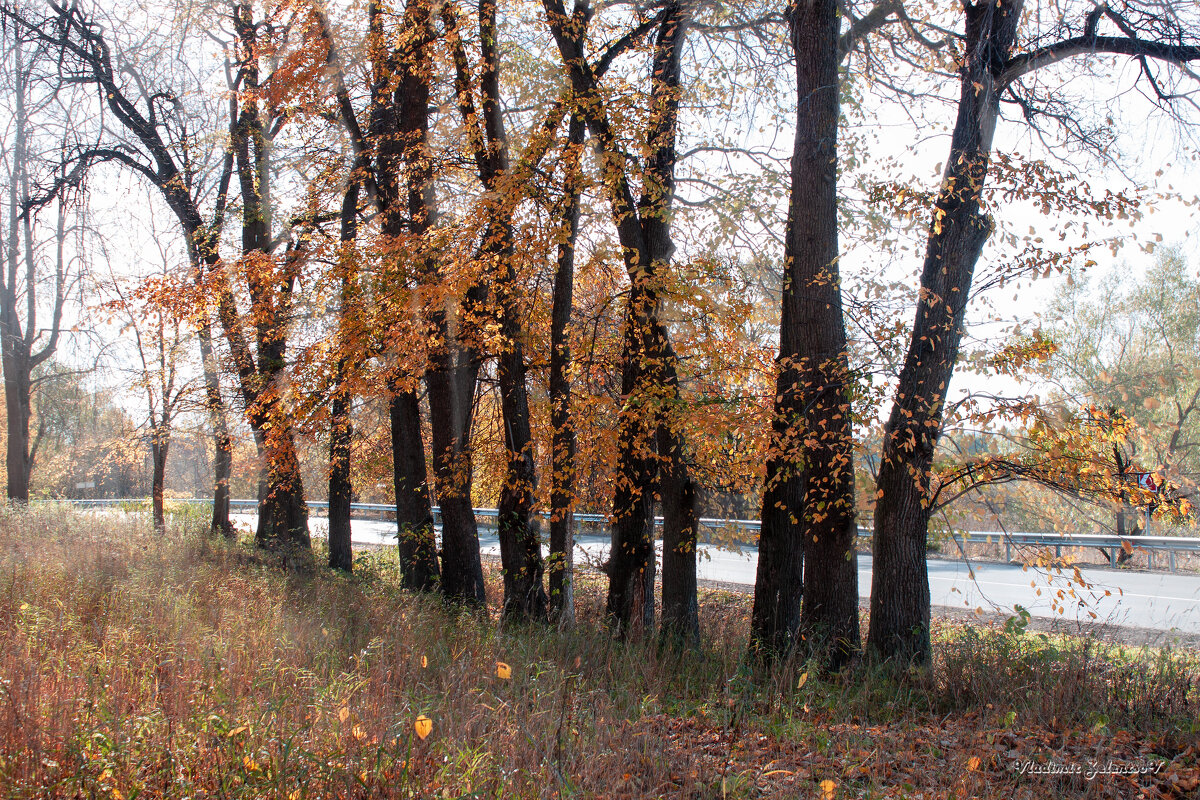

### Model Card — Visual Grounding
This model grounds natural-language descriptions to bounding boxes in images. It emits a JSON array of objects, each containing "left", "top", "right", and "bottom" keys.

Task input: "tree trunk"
[
  {"left": 658, "top": 419, "right": 698, "bottom": 647},
  {"left": 2, "top": 363, "right": 31, "bottom": 503},
  {"left": 151, "top": 436, "right": 168, "bottom": 532},
  {"left": 599, "top": 2, "right": 694, "bottom": 641},
  {"left": 548, "top": 114, "right": 584, "bottom": 625},
  {"left": 496, "top": 308, "right": 548, "bottom": 619},
  {"left": 390, "top": 386, "right": 438, "bottom": 590},
  {"left": 753, "top": 0, "right": 859, "bottom": 668},
  {"left": 606, "top": 286, "right": 659, "bottom": 637},
  {"left": 868, "top": 1, "right": 1019, "bottom": 666},
  {"left": 196, "top": 319, "right": 233, "bottom": 537},
  {"left": 426, "top": 335, "right": 486, "bottom": 606},
  {"left": 254, "top": 423, "right": 311, "bottom": 552},
  {"left": 328, "top": 375, "right": 353, "bottom": 570},
  {"left": 328, "top": 167, "right": 364, "bottom": 572}
]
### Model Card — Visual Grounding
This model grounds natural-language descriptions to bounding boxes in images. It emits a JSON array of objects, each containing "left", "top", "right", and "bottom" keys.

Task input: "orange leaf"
[{"left": 414, "top": 715, "right": 432, "bottom": 740}]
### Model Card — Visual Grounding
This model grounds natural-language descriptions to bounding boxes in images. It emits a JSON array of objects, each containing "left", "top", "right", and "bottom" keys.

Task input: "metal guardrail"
[{"left": 61, "top": 498, "right": 1200, "bottom": 572}]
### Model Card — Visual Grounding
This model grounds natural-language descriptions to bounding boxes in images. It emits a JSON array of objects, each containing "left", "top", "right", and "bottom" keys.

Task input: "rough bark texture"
[
  {"left": 426, "top": 339, "right": 486, "bottom": 605},
  {"left": 197, "top": 320, "right": 234, "bottom": 538},
  {"left": 151, "top": 436, "right": 168, "bottom": 531},
  {"left": 752, "top": 0, "right": 859, "bottom": 667},
  {"left": 658, "top": 419, "right": 698, "bottom": 647},
  {"left": 390, "top": 387, "right": 438, "bottom": 590},
  {"left": 548, "top": 114, "right": 584, "bottom": 625},
  {"left": 328, "top": 169, "right": 363, "bottom": 572},
  {"left": 868, "top": 0, "right": 1017, "bottom": 666}
]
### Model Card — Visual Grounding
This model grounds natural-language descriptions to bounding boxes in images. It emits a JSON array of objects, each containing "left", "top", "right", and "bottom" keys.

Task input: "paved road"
[{"left": 232, "top": 515, "right": 1200, "bottom": 636}]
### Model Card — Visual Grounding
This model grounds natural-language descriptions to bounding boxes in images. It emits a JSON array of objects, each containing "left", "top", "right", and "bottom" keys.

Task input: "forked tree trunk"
[
  {"left": 427, "top": 344, "right": 486, "bottom": 605},
  {"left": 753, "top": 0, "right": 859, "bottom": 668}
]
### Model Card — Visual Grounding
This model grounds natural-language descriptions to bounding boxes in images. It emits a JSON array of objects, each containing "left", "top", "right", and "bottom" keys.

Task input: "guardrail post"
[
  {"left": 1170, "top": 550, "right": 1176, "bottom": 572},
  {"left": 1148, "top": 550, "right": 1154, "bottom": 570},
  {"left": 1110, "top": 547, "right": 1117, "bottom": 569},
  {"left": 1005, "top": 539, "right": 1011, "bottom": 562}
]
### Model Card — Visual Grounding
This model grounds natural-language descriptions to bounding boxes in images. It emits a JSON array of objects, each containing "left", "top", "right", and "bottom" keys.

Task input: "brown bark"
[
  {"left": 390, "top": 386, "right": 438, "bottom": 590},
  {"left": 442, "top": 0, "right": 547, "bottom": 619},
  {"left": 1, "top": 38, "right": 66, "bottom": 504},
  {"left": 548, "top": 114, "right": 585, "bottom": 625},
  {"left": 752, "top": 0, "right": 859, "bottom": 668},
  {"left": 542, "top": 0, "right": 695, "bottom": 639},
  {"left": 151, "top": 434, "right": 168, "bottom": 532},
  {"left": 328, "top": 170, "right": 362, "bottom": 573},
  {"left": 868, "top": 1, "right": 1017, "bottom": 666}
]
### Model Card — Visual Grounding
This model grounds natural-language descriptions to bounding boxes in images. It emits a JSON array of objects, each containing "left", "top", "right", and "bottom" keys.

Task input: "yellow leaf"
[
  {"left": 967, "top": 756, "right": 981, "bottom": 771},
  {"left": 420, "top": 655, "right": 428, "bottom": 669},
  {"left": 338, "top": 707, "right": 350, "bottom": 723},
  {"left": 111, "top": 790, "right": 124, "bottom": 800},
  {"left": 496, "top": 661, "right": 512, "bottom": 680},
  {"left": 288, "top": 791, "right": 300, "bottom": 800},
  {"left": 414, "top": 714, "right": 432, "bottom": 740},
  {"left": 242, "top": 755, "right": 259, "bottom": 772},
  {"left": 796, "top": 672, "right": 808, "bottom": 690},
  {"left": 820, "top": 778, "right": 837, "bottom": 799},
  {"left": 228, "top": 725, "right": 248, "bottom": 737},
  {"left": 352, "top": 724, "right": 366, "bottom": 741}
]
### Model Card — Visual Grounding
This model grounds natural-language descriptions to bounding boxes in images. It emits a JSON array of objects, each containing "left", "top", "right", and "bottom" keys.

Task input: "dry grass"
[{"left": 0, "top": 507, "right": 1197, "bottom": 799}]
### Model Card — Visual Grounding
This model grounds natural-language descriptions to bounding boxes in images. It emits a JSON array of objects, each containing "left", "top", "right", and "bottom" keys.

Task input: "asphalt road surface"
[{"left": 231, "top": 514, "right": 1200, "bottom": 636}]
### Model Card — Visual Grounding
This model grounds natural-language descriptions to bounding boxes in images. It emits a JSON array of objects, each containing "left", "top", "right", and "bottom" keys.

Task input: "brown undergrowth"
[{"left": 0, "top": 507, "right": 1196, "bottom": 799}]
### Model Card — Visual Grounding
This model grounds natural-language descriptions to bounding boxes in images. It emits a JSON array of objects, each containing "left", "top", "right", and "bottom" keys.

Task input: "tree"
[
  {"left": 97, "top": 207, "right": 197, "bottom": 532},
  {"left": 750, "top": 0, "right": 902, "bottom": 666},
  {"left": 547, "top": 113, "right": 586, "bottom": 625},
  {"left": 2, "top": 0, "right": 265, "bottom": 540},
  {"left": 542, "top": 0, "right": 701, "bottom": 642},
  {"left": 0, "top": 18, "right": 80, "bottom": 503},
  {"left": 939, "top": 251, "right": 1200, "bottom": 553},
  {"left": 868, "top": 0, "right": 1200, "bottom": 666}
]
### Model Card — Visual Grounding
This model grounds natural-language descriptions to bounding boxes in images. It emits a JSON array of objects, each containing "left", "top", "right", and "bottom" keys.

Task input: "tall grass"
[{"left": 0, "top": 507, "right": 1196, "bottom": 799}]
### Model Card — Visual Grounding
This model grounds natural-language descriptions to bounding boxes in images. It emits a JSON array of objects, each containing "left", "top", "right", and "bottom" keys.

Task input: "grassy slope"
[{"left": 0, "top": 508, "right": 1197, "bottom": 799}]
